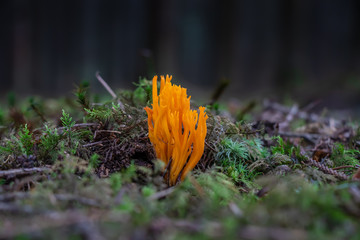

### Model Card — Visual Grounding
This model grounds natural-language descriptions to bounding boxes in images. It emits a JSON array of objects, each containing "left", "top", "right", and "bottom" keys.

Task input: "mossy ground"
[{"left": 1, "top": 81, "right": 360, "bottom": 239}]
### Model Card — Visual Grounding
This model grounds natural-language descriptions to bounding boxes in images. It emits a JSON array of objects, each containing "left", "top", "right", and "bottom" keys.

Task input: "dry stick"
[
  {"left": 95, "top": 71, "right": 125, "bottom": 111},
  {"left": 278, "top": 104, "right": 298, "bottom": 132},
  {"left": 229, "top": 202, "right": 243, "bottom": 217},
  {"left": 305, "top": 158, "right": 349, "bottom": 180},
  {"left": 95, "top": 130, "right": 123, "bottom": 135},
  {"left": 95, "top": 71, "right": 117, "bottom": 98},
  {"left": 0, "top": 167, "right": 51, "bottom": 178},
  {"left": 95, "top": 119, "right": 146, "bottom": 135},
  {"left": 151, "top": 217, "right": 221, "bottom": 234},
  {"left": 0, "top": 192, "right": 29, "bottom": 201},
  {"left": 332, "top": 165, "right": 358, "bottom": 170},
  {"left": 121, "top": 119, "right": 147, "bottom": 132},
  {"left": 82, "top": 141, "right": 106, "bottom": 148},
  {"left": 54, "top": 194, "right": 104, "bottom": 208},
  {"left": 278, "top": 131, "right": 320, "bottom": 144},
  {"left": 0, "top": 202, "right": 34, "bottom": 214},
  {"left": 302, "top": 99, "right": 322, "bottom": 112},
  {"left": 56, "top": 123, "right": 99, "bottom": 135},
  {"left": 148, "top": 186, "right": 176, "bottom": 200},
  {"left": 33, "top": 123, "right": 98, "bottom": 135},
  {"left": 0, "top": 192, "right": 103, "bottom": 208}
]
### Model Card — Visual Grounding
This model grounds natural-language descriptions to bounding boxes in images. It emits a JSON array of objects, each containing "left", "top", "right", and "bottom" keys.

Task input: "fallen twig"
[
  {"left": 278, "top": 131, "right": 321, "bottom": 144},
  {"left": 95, "top": 71, "right": 117, "bottom": 99},
  {"left": 121, "top": 119, "right": 147, "bottom": 132},
  {"left": 0, "top": 202, "right": 34, "bottom": 214},
  {"left": 228, "top": 202, "right": 243, "bottom": 217},
  {"left": 279, "top": 104, "right": 298, "bottom": 131},
  {"left": 82, "top": 141, "right": 106, "bottom": 148},
  {"left": 95, "top": 130, "right": 123, "bottom": 135},
  {"left": 0, "top": 192, "right": 29, "bottom": 202},
  {"left": 56, "top": 123, "right": 99, "bottom": 134},
  {"left": 148, "top": 186, "right": 175, "bottom": 200},
  {"left": 0, "top": 167, "right": 51, "bottom": 178},
  {"left": 95, "top": 71, "right": 125, "bottom": 111},
  {"left": 332, "top": 165, "right": 358, "bottom": 171},
  {"left": 151, "top": 217, "right": 221, "bottom": 234},
  {"left": 0, "top": 192, "right": 104, "bottom": 208}
]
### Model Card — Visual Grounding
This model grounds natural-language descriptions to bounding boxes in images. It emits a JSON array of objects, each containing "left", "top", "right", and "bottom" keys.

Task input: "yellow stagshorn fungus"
[{"left": 144, "top": 75, "right": 208, "bottom": 186}]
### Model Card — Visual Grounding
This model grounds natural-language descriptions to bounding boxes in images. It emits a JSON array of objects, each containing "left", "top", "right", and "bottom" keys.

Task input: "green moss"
[
  {"left": 216, "top": 137, "right": 268, "bottom": 186},
  {"left": 331, "top": 143, "right": 360, "bottom": 167}
]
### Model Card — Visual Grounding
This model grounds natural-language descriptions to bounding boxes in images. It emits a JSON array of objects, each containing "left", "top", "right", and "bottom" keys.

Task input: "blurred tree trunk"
[
  {"left": 81, "top": 0, "right": 100, "bottom": 86},
  {"left": 0, "top": 1, "right": 13, "bottom": 95},
  {"left": 13, "top": 0, "right": 33, "bottom": 94},
  {"left": 1, "top": 0, "right": 360, "bottom": 102}
]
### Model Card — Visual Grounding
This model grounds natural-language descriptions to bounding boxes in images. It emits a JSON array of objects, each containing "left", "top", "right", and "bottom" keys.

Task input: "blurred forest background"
[{"left": 1, "top": 0, "right": 360, "bottom": 107}]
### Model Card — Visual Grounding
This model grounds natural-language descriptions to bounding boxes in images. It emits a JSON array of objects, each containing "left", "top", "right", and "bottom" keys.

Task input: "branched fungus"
[{"left": 144, "top": 75, "right": 208, "bottom": 186}]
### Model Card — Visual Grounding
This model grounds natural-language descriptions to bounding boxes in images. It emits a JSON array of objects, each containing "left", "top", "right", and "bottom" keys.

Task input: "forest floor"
[{"left": 1, "top": 78, "right": 360, "bottom": 240}]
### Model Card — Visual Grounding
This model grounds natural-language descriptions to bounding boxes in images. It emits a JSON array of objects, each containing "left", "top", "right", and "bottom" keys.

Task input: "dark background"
[{"left": 1, "top": 0, "right": 360, "bottom": 107}]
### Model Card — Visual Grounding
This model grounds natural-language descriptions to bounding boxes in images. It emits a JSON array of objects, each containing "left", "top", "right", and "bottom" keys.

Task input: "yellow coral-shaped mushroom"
[{"left": 144, "top": 75, "right": 208, "bottom": 186}]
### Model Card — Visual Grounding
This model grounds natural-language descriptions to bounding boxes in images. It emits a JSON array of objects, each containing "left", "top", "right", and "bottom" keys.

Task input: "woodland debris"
[
  {"left": 305, "top": 158, "right": 349, "bottom": 180},
  {"left": 0, "top": 167, "right": 51, "bottom": 179}
]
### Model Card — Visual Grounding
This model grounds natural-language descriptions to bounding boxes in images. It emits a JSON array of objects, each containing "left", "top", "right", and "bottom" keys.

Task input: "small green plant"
[
  {"left": 132, "top": 77, "right": 152, "bottom": 106},
  {"left": 271, "top": 136, "right": 289, "bottom": 155},
  {"left": 88, "top": 153, "right": 100, "bottom": 169},
  {"left": 331, "top": 143, "right": 360, "bottom": 167},
  {"left": 0, "top": 124, "right": 35, "bottom": 157},
  {"left": 75, "top": 81, "right": 90, "bottom": 109},
  {"left": 85, "top": 106, "right": 113, "bottom": 122},
  {"left": 109, "top": 162, "right": 137, "bottom": 194},
  {"left": 109, "top": 173, "right": 123, "bottom": 193},
  {"left": 60, "top": 109, "right": 76, "bottom": 147},
  {"left": 38, "top": 124, "right": 61, "bottom": 162},
  {"left": 141, "top": 185, "right": 156, "bottom": 197},
  {"left": 17, "top": 124, "right": 33, "bottom": 156},
  {"left": 61, "top": 109, "right": 75, "bottom": 130},
  {"left": 271, "top": 136, "right": 304, "bottom": 161}
]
